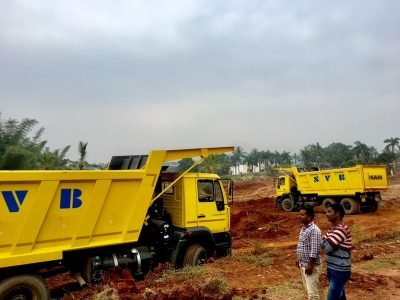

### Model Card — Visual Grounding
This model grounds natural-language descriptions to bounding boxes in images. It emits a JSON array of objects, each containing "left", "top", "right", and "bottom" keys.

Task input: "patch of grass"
[
  {"left": 237, "top": 252, "right": 273, "bottom": 267},
  {"left": 203, "top": 278, "right": 232, "bottom": 294},
  {"left": 351, "top": 224, "right": 368, "bottom": 241},
  {"left": 268, "top": 282, "right": 304, "bottom": 300},
  {"left": 233, "top": 242, "right": 277, "bottom": 267},
  {"left": 253, "top": 241, "right": 278, "bottom": 256},
  {"left": 359, "top": 256, "right": 400, "bottom": 271},
  {"left": 382, "top": 231, "right": 400, "bottom": 243},
  {"left": 153, "top": 266, "right": 232, "bottom": 298},
  {"left": 158, "top": 265, "right": 208, "bottom": 282},
  {"left": 357, "top": 230, "right": 400, "bottom": 246},
  {"left": 253, "top": 241, "right": 266, "bottom": 255}
]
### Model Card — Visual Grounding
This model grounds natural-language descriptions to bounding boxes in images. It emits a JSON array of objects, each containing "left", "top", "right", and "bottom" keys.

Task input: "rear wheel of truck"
[
  {"left": 281, "top": 197, "right": 295, "bottom": 212},
  {"left": 322, "top": 198, "right": 336, "bottom": 212},
  {"left": 369, "top": 200, "right": 378, "bottom": 212},
  {"left": 340, "top": 198, "right": 359, "bottom": 215},
  {"left": 0, "top": 274, "right": 49, "bottom": 300},
  {"left": 183, "top": 244, "right": 207, "bottom": 266}
]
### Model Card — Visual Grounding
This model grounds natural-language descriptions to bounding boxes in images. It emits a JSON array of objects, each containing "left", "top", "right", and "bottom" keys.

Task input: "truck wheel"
[
  {"left": 340, "top": 198, "right": 359, "bottom": 215},
  {"left": 281, "top": 198, "right": 295, "bottom": 212},
  {"left": 370, "top": 200, "right": 378, "bottom": 212},
  {"left": 0, "top": 274, "right": 49, "bottom": 300},
  {"left": 82, "top": 257, "right": 94, "bottom": 284},
  {"left": 322, "top": 198, "right": 336, "bottom": 212},
  {"left": 183, "top": 244, "right": 207, "bottom": 266}
]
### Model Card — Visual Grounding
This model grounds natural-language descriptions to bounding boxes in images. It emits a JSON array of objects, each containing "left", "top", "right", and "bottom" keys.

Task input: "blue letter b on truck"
[{"left": 60, "top": 189, "right": 83, "bottom": 209}]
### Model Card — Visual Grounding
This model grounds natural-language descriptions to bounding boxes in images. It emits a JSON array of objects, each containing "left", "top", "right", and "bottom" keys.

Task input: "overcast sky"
[{"left": 1, "top": 0, "right": 399, "bottom": 162}]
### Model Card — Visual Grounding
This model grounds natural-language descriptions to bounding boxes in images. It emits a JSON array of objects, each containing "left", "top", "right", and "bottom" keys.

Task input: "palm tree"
[
  {"left": 40, "top": 146, "right": 71, "bottom": 170},
  {"left": 384, "top": 137, "right": 400, "bottom": 153},
  {"left": 260, "top": 150, "right": 273, "bottom": 172},
  {"left": 78, "top": 141, "right": 88, "bottom": 170},
  {"left": 271, "top": 151, "right": 280, "bottom": 167},
  {"left": 292, "top": 153, "right": 299, "bottom": 165},
  {"left": 279, "top": 151, "right": 292, "bottom": 166},
  {"left": 230, "top": 146, "right": 246, "bottom": 175},
  {"left": 244, "top": 148, "right": 260, "bottom": 172},
  {"left": 0, "top": 116, "right": 45, "bottom": 169},
  {"left": 352, "top": 141, "right": 373, "bottom": 164},
  {"left": 383, "top": 137, "right": 400, "bottom": 175}
]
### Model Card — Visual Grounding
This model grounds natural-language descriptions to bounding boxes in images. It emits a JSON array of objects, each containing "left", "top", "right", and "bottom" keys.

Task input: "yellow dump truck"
[
  {"left": 0, "top": 146, "right": 234, "bottom": 299},
  {"left": 275, "top": 165, "right": 388, "bottom": 214}
]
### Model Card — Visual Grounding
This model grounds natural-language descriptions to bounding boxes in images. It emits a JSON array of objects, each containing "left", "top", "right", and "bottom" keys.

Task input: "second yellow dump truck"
[
  {"left": 0, "top": 146, "right": 234, "bottom": 299},
  {"left": 275, "top": 165, "right": 388, "bottom": 214}
]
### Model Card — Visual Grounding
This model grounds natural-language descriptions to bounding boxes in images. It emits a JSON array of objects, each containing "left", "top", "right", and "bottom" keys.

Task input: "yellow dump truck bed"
[
  {"left": 293, "top": 165, "right": 388, "bottom": 196},
  {"left": 0, "top": 147, "right": 233, "bottom": 268}
]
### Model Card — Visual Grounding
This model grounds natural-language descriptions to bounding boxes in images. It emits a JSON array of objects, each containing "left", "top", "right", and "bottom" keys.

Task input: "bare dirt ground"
[{"left": 51, "top": 177, "right": 400, "bottom": 299}]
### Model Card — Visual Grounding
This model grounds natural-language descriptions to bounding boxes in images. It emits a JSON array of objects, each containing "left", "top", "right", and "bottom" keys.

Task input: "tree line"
[
  {"left": 1, "top": 114, "right": 399, "bottom": 175},
  {"left": 173, "top": 140, "right": 400, "bottom": 176},
  {"left": 231, "top": 139, "right": 398, "bottom": 173},
  {"left": 0, "top": 115, "right": 92, "bottom": 170}
]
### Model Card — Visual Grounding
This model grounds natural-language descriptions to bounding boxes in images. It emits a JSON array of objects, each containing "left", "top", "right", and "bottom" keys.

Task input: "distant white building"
[{"left": 230, "top": 163, "right": 263, "bottom": 175}]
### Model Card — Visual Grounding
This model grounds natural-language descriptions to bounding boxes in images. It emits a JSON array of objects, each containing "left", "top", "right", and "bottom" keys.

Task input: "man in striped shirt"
[
  {"left": 297, "top": 206, "right": 322, "bottom": 300},
  {"left": 322, "top": 203, "right": 352, "bottom": 300}
]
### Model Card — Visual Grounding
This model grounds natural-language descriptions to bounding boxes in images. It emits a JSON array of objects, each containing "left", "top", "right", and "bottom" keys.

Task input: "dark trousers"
[{"left": 327, "top": 268, "right": 351, "bottom": 300}]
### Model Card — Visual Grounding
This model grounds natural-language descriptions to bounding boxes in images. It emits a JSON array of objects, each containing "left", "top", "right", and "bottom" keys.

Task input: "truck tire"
[
  {"left": 0, "top": 274, "right": 49, "bottom": 300},
  {"left": 82, "top": 257, "right": 94, "bottom": 284},
  {"left": 281, "top": 197, "right": 295, "bottom": 212},
  {"left": 340, "top": 198, "right": 359, "bottom": 215},
  {"left": 322, "top": 198, "right": 336, "bottom": 212},
  {"left": 370, "top": 200, "right": 378, "bottom": 212},
  {"left": 183, "top": 244, "right": 207, "bottom": 266}
]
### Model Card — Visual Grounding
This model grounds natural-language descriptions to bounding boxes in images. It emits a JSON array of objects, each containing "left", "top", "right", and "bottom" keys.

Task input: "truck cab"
[
  {"left": 276, "top": 174, "right": 297, "bottom": 197},
  {"left": 159, "top": 172, "right": 232, "bottom": 266},
  {"left": 161, "top": 173, "right": 230, "bottom": 232}
]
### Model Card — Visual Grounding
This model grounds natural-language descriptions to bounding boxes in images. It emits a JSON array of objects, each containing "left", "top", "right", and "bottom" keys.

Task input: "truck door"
[
  {"left": 197, "top": 179, "right": 229, "bottom": 233},
  {"left": 276, "top": 176, "right": 287, "bottom": 196}
]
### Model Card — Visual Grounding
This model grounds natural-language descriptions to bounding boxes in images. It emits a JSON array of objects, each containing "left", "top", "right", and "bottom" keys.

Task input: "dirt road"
[{"left": 56, "top": 177, "right": 400, "bottom": 299}]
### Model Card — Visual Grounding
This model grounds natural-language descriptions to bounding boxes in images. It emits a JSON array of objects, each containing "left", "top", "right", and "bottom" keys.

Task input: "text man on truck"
[
  {"left": 275, "top": 165, "right": 388, "bottom": 214},
  {"left": 0, "top": 146, "right": 234, "bottom": 299}
]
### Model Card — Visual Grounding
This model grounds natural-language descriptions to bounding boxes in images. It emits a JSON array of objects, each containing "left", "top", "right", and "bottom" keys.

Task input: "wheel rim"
[
  {"left": 282, "top": 199, "right": 293, "bottom": 211},
  {"left": 196, "top": 251, "right": 207, "bottom": 265},
  {"left": 340, "top": 198, "right": 359, "bottom": 214},
  {"left": 6, "top": 287, "right": 34, "bottom": 300},
  {"left": 323, "top": 199, "right": 335, "bottom": 211},
  {"left": 342, "top": 201, "right": 351, "bottom": 210}
]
